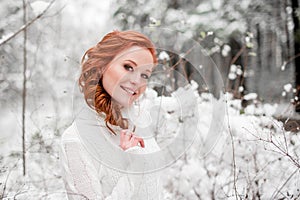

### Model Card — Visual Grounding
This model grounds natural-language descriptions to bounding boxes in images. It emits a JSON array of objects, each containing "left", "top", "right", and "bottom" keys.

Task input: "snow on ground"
[
  {"left": 1, "top": 83, "right": 299, "bottom": 199},
  {"left": 160, "top": 87, "right": 300, "bottom": 200}
]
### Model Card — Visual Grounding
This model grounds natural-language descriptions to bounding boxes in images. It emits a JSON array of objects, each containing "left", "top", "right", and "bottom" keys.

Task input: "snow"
[
  {"left": 148, "top": 85, "right": 299, "bottom": 199},
  {"left": 196, "top": 2, "right": 212, "bottom": 13},
  {"left": 286, "top": 6, "right": 293, "bottom": 14},
  {"left": 283, "top": 83, "right": 293, "bottom": 92},
  {"left": 238, "top": 86, "right": 244, "bottom": 92},
  {"left": 211, "top": 0, "right": 222, "bottom": 10},
  {"left": 263, "top": 103, "right": 278, "bottom": 116},
  {"left": 236, "top": 67, "right": 243, "bottom": 76},
  {"left": 230, "top": 64, "right": 237, "bottom": 73},
  {"left": 165, "top": 9, "right": 182, "bottom": 24},
  {"left": 0, "top": 32, "right": 13, "bottom": 44},
  {"left": 1, "top": 82, "right": 300, "bottom": 199},
  {"left": 149, "top": 17, "right": 161, "bottom": 26},
  {"left": 240, "top": 0, "right": 251, "bottom": 9},
  {"left": 288, "top": 21, "right": 294, "bottom": 31},
  {"left": 207, "top": 31, "right": 214, "bottom": 36},
  {"left": 1, "top": 0, "right": 299, "bottom": 198},
  {"left": 244, "top": 69, "right": 255, "bottom": 77},
  {"left": 30, "top": 1, "right": 50, "bottom": 16},
  {"left": 243, "top": 92, "right": 258, "bottom": 100},
  {"left": 0, "top": 109, "right": 19, "bottom": 152},
  {"left": 210, "top": 45, "right": 220, "bottom": 54},
  {"left": 221, "top": 44, "right": 231, "bottom": 57},
  {"left": 158, "top": 51, "right": 170, "bottom": 61},
  {"left": 213, "top": 37, "right": 223, "bottom": 45},
  {"left": 281, "top": 61, "right": 287, "bottom": 71},
  {"left": 228, "top": 72, "right": 237, "bottom": 80},
  {"left": 245, "top": 36, "right": 251, "bottom": 43}
]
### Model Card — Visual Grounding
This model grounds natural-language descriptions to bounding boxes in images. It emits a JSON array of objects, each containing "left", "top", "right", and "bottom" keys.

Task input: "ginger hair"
[{"left": 78, "top": 30, "right": 157, "bottom": 135}]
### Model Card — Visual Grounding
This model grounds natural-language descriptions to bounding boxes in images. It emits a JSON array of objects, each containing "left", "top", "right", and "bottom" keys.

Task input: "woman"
[{"left": 60, "top": 30, "right": 162, "bottom": 199}]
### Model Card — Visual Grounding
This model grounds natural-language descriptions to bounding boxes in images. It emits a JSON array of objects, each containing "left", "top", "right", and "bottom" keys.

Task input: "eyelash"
[
  {"left": 123, "top": 64, "right": 150, "bottom": 79},
  {"left": 124, "top": 64, "right": 133, "bottom": 71}
]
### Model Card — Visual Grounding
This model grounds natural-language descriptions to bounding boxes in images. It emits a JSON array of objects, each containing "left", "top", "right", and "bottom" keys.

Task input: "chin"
[
  {"left": 114, "top": 98, "right": 134, "bottom": 108},
  {"left": 115, "top": 93, "right": 141, "bottom": 108}
]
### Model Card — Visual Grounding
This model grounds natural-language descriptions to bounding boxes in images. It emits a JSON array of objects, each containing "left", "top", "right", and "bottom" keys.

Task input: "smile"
[{"left": 120, "top": 86, "right": 137, "bottom": 95}]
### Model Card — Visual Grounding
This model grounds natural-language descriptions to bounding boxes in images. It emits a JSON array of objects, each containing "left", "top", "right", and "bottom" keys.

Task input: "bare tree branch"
[
  {"left": 271, "top": 168, "right": 298, "bottom": 199},
  {"left": 244, "top": 126, "right": 300, "bottom": 169},
  {"left": 22, "top": 0, "right": 28, "bottom": 177},
  {"left": 225, "top": 97, "right": 239, "bottom": 199},
  {"left": 0, "top": 0, "right": 55, "bottom": 47},
  {"left": 1, "top": 161, "right": 19, "bottom": 198}
]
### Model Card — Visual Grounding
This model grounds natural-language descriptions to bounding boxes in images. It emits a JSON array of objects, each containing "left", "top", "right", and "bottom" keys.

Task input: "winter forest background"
[{"left": 1, "top": 0, "right": 300, "bottom": 199}]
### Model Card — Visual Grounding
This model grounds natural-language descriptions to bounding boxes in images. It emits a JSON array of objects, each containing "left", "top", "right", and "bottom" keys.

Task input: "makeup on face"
[{"left": 102, "top": 46, "right": 154, "bottom": 107}]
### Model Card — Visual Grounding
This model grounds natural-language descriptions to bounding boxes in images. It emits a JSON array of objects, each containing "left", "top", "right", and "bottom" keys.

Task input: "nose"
[{"left": 129, "top": 72, "right": 142, "bottom": 85}]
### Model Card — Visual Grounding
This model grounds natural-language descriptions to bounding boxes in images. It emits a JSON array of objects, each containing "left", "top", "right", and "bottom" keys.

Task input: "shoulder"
[
  {"left": 60, "top": 122, "right": 88, "bottom": 160},
  {"left": 61, "top": 122, "right": 80, "bottom": 143}
]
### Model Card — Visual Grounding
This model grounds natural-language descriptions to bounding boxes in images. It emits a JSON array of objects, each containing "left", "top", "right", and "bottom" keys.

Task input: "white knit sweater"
[{"left": 60, "top": 114, "right": 162, "bottom": 199}]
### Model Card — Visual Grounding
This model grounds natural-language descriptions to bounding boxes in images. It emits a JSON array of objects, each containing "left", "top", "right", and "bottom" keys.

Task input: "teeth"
[{"left": 122, "top": 86, "right": 135, "bottom": 95}]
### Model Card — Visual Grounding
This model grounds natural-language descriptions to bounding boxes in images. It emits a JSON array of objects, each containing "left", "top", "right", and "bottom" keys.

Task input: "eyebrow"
[
  {"left": 125, "top": 59, "right": 152, "bottom": 73},
  {"left": 125, "top": 59, "right": 137, "bottom": 66}
]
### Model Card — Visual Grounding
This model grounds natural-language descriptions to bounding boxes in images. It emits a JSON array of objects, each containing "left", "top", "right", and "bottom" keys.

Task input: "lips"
[{"left": 120, "top": 86, "right": 138, "bottom": 95}]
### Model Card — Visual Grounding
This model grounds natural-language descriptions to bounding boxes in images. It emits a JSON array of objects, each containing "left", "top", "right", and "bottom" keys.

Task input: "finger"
[
  {"left": 125, "top": 130, "right": 133, "bottom": 136},
  {"left": 121, "top": 129, "right": 131, "bottom": 141},
  {"left": 131, "top": 135, "right": 145, "bottom": 148},
  {"left": 126, "top": 131, "right": 133, "bottom": 140},
  {"left": 120, "top": 130, "right": 130, "bottom": 143},
  {"left": 120, "top": 130, "right": 126, "bottom": 141},
  {"left": 119, "top": 131, "right": 126, "bottom": 150},
  {"left": 135, "top": 137, "right": 145, "bottom": 148},
  {"left": 129, "top": 135, "right": 137, "bottom": 144}
]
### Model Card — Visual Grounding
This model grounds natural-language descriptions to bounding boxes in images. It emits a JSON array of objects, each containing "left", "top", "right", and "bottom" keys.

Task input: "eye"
[
  {"left": 124, "top": 64, "right": 134, "bottom": 72},
  {"left": 141, "top": 74, "right": 150, "bottom": 79}
]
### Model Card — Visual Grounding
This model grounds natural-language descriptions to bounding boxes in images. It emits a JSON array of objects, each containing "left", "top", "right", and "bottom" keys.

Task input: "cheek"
[
  {"left": 102, "top": 67, "right": 122, "bottom": 94},
  {"left": 139, "top": 84, "right": 147, "bottom": 94}
]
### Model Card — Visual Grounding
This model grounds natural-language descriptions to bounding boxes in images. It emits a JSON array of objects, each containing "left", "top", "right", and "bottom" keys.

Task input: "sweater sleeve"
[
  {"left": 60, "top": 124, "right": 135, "bottom": 200},
  {"left": 60, "top": 123, "right": 162, "bottom": 200},
  {"left": 122, "top": 137, "right": 163, "bottom": 200}
]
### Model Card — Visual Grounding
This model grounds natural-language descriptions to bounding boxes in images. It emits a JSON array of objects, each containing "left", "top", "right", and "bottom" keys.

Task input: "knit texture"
[{"left": 60, "top": 122, "right": 162, "bottom": 200}]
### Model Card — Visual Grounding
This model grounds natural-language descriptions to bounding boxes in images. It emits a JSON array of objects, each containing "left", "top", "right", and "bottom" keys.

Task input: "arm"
[
  {"left": 60, "top": 125, "right": 135, "bottom": 200},
  {"left": 60, "top": 136, "right": 103, "bottom": 199}
]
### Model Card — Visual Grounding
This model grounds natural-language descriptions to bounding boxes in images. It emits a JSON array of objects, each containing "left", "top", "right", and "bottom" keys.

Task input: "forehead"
[{"left": 112, "top": 46, "right": 154, "bottom": 66}]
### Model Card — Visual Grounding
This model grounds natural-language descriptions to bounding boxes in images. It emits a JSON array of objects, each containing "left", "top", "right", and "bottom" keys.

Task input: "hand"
[{"left": 119, "top": 130, "right": 145, "bottom": 151}]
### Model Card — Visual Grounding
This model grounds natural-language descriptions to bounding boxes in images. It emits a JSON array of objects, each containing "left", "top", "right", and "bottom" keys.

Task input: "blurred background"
[{"left": 0, "top": 0, "right": 300, "bottom": 199}]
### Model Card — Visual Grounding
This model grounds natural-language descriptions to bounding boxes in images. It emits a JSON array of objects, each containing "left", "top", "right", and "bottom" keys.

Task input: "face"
[{"left": 102, "top": 46, "right": 154, "bottom": 108}]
